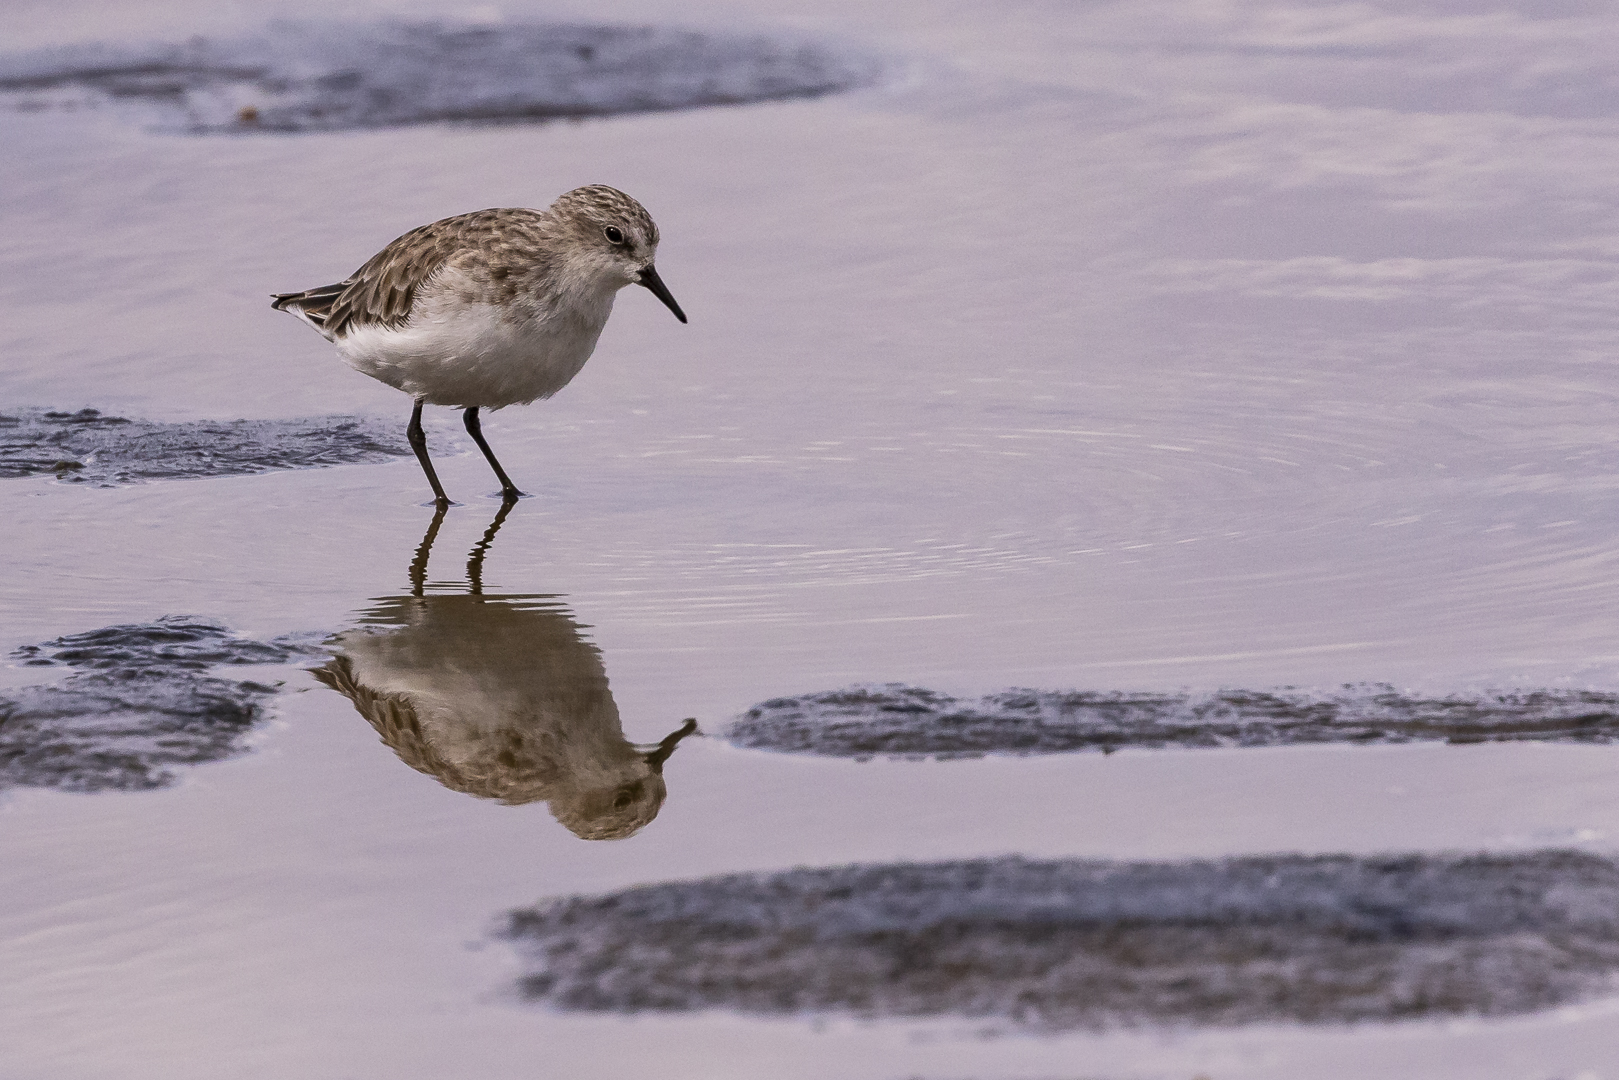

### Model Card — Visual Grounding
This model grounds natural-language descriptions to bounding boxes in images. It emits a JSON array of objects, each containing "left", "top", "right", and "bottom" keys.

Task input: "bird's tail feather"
[{"left": 271, "top": 280, "right": 349, "bottom": 338}]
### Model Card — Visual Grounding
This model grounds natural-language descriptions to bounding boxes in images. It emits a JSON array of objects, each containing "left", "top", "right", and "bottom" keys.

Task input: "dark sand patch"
[
  {"left": 501, "top": 851, "right": 1619, "bottom": 1029},
  {"left": 1, "top": 617, "right": 323, "bottom": 792},
  {"left": 727, "top": 683, "right": 1619, "bottom": 759},
  {"left": 0, "top": 21, "right": 878, "bottom": 133},
  {"left": 0, "top": 408, "right": 408, "bottom": 486}
]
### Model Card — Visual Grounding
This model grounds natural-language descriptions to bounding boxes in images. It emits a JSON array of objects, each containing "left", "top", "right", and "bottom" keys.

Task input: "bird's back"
[{"left": 271, "top": 207, "right": 552, "bottom": 340}]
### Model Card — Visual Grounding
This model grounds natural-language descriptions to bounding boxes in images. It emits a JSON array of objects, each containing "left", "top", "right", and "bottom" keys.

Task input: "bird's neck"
[{"left": 541, "top": 265, "right": 623, "bottom": 326}]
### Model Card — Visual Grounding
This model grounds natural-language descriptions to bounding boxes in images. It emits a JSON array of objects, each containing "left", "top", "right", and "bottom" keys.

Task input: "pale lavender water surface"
[{"left": 6, "top": 1, "right": 1619, "bottom": 1077}]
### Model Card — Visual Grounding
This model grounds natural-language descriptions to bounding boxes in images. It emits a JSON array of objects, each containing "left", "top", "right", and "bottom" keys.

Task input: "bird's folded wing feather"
[
  {"left": 273, "top": 208, "right": 551, "bottom": 339},
  {"left": 322, "top": 220, "right": 469, "bottom": 338}
]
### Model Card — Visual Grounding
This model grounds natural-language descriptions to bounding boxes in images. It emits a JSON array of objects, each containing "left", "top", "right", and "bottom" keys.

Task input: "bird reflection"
[{"left": 313, "top": 504, "right": 698, "bottom": 839}]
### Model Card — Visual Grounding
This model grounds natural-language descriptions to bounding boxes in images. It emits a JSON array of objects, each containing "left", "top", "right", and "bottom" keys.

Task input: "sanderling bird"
[{"left": 272, "top": 184, "right": 686, "bottom": 505}]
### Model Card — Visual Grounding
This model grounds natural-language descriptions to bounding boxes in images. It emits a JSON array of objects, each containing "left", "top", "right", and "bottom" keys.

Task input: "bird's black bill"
[{"left": 638, "top": 265, "right": 687, "bottom": 324}]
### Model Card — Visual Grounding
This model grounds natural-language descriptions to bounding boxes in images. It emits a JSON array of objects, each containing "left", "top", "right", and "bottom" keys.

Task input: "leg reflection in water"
[{"left": 313, "top": 505, "right": 699, "bottom": 840}]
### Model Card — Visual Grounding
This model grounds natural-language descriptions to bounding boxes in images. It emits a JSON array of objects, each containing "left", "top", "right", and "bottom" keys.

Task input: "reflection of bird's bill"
[
  {"left": 635, "top": 717, "right": 700, "bottom": 773},
  {"left": 637, "top": 264, "right": 687, "bottom": 323}
]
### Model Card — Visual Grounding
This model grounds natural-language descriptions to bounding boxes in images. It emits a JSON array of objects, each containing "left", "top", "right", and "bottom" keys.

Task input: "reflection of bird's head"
[
  {"left": 549, "top": 773, "right": 668, "bottom": 841},
  {"left": 546, "top": 716, "right": 698, "bottom": 840},
  {"left": 312, "top": 595, "right": 695, "bottom": 840}
]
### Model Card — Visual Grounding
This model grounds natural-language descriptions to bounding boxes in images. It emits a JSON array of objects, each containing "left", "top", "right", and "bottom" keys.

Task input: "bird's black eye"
[{"left": 603, "top": 226, "right": 625, "bottom": 245}]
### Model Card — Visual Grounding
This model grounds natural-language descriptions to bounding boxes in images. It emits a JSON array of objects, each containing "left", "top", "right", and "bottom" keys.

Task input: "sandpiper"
[{"left": 272, "top": 185, "right": 686, "bottom": 505}]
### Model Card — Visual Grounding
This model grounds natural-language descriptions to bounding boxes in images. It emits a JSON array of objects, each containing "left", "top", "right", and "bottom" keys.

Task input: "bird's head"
[{"left": 550, "top": 184, "right": 687, "bottom": 323}]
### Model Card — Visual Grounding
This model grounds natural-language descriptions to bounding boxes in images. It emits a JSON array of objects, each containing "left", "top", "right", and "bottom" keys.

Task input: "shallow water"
[{"left": 7, "top": 0, "right": 1619, "bottom": 1076}]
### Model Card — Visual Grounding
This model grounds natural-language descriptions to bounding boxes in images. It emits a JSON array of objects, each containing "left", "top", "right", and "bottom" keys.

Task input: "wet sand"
[
  {"left": 2, "top": 617, "right": 320, "bottom": 791},
  {"left": 0, "top": 20, "right": 877, "bottom": 133},
  {"left": 0, "top": 408, "right": 407, "bottom": 484},
  {"left": 504, "top": 851, "right": 1619, "bottom": 1028},
  {"left": 730, "top": 683, "right": 1619, "bottom": 757}
]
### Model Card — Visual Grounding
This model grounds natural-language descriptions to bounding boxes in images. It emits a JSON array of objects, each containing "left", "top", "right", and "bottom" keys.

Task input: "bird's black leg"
[
  {"left": 463, "top": 406, "right": 525, "bottom": 500},
  {"left": 407, "top": 400, "right": 451, "bottom": 508}
]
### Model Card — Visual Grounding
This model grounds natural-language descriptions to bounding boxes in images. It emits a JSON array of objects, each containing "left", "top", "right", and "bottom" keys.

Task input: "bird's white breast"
[{"left": 334, "top": 267, "right": 616, "bottom": 409}]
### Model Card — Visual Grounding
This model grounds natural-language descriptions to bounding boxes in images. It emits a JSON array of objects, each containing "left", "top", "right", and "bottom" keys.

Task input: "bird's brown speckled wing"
[{"left": 275, "top": 208, "right": 547, "bottom": 339}]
